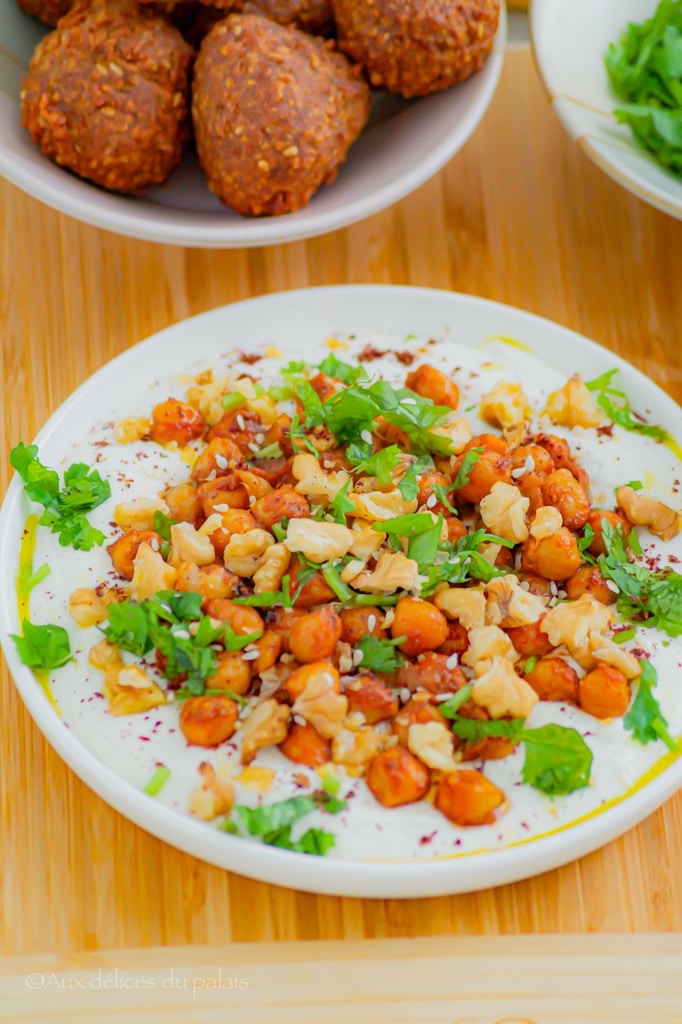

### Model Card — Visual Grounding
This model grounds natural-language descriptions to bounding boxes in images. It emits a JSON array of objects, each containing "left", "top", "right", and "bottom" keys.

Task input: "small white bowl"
[
  {"left": 531, "top": 0, "right": 682, "bottom": 221},
  {"left": 0, "top": 1, "right": 505, "bottom": 247}
]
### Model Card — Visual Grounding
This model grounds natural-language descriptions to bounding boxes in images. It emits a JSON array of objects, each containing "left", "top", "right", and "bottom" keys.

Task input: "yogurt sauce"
[{"left": 21, "top": 331, "right": 682, "bottom": 861}]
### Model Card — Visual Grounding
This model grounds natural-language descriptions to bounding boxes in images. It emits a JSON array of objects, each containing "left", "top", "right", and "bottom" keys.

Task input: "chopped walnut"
[
  {"left": 429, "top": 415, "right": 473, "bottom": 455},
  {"left": 479, "top": 481, "right": 530, "bottom": 543},
  {"left": 186, "top": 377, "right": 230, "bottom": 426},
  {"left": 240, "top": 699, "right": 290, "bottom": 764},
  {"left": 588, "top": 634, "right": 642, "bottom": 679},
  {"left": 224, "top": 528, "right": 274, "bottom": 577},
  {"left": 472, "top": 656, "right": 539, "bottom": 719},
  {"left": 284, "top": 519, "right": 353, "bottom": 563},
  {"left": 349, "top": 522, "right": 387, "bottom": 560},
  {"left": 544, "top": 374, "right": 604, "bottom": 429},
  {"left": 486, "top": 574, "right": 547, "bottom": 628},
  {"left": 351, "top": 552, "right": 420, "bottom": 595},
  {"left": 291, "top": 453, "right": 350, "bottom": 502},
  {"left": 350, "top": 488, "right": 419, "bottom": 522},
  {"left": 340, "top": 558, "right": 367, "bottom": 584},
  {"left": 616, "top": 486, "right": 680, "bottom": 542},
  {"left": 129, "top": 543, "right": 176, "bottom": 602},
  {"left": 291, "top": 671, "right": 348, "bottom": 740},
  {"left": 332, "top": 725, "right": 384, "bottom": 767},
  {"left": 407, "top": 720, "right": 460, "bottom": 772},
  {"left": 189, "top": 763, "right": 235, "bottom": 821},
  {"left": 114, "top": 417, "right": 151, "bottom": 444},
  {"left": 103, "top": 664, "right": 166, "bottom": 715},
  {"left": 114, "top": 497, "right": 168, "bottom": 532},
  {"left": 252, "top": 542, "right": 290, "bottom": 594},
  {"left": 68, "top": 588, "right": 108, "bottom": 628},
  {"left": 479, "top": 381, "right": 532, "bottom": 431},
  {"left": 169, "top": 522, "right": 216, "bottom": 568},
  {"left": 462, "top": 625, "right": 520, "bottom": 668},
  {"left": 434, "top": 587, "right": 486, "bottom": 630},
  {"left": 89, "top": 639, "right": 123, "bottom": 671},
  {"left": 530, "top": 505, "right": 563, "bottom": 540},
  {"left": 540, "top": 593, "right": 615, "bottom": 655}
]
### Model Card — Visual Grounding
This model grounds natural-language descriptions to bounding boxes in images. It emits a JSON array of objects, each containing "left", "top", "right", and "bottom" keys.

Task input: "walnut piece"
[
  {"left": 540, "top": 593, "right": 614, "bottom": 655},
  {"left": 114, "top": 417, "right": 151, "bottom": 444},
  {"left": 479, "top": 381, "right": 532, "bottom": 431},
  {"left": 130, "top": 543, "right": 176, "bottom": 602},
  {"left": 530, "top": 505, "right": 563, "bottom": 540},
  {"left": 224, "top": 528, "right": 274, "bottom": 577},
  {"left": 544, "top": 374, "right": 604, "bottom": 429},
  {"left": 351, "top": 552, "right": 420, "bottom": 595},
  {"left": 588, "top": 634, "right": 641, "bottom": 679},
  {"left": 350, "top": 488, "right": 419, "bottom": 522},
  {"left": 332, "top": 725, "right": 384, "bottom": 767},
  {"left": 349, "top": 522, "right": 387, "bottom": 560},
  {"left": 114, "top": 497, "right": 168, "bottom": 532},
  {"left": 291, "top": 453, "right": 350, "bottom": 502},
  {"left": 429, "top": 415, "right": 473, "bottom": 455},
  {"left": 240, "top": 699, "right": 290, "bottom": 765},
  {"left": 88, "top": 639, "right": 123, "bottom": 671},
  {"left": 103, "top": 664, "right": 166, "bottom": 715},
  {"left": 407, "top": 720, "right": 460, "bottom": 772},
  {"left": 434, "top": 587, "right": 486, "bottom": 630},
  {"left": 479, "top": 482, "right": 530, "bottom": 543},
  {"left": 486, "top": 574, "right": 547, "bottom": 628},
  {"left": 252, "top": 542, "right": 290, "bottom": 594},
  {"left": 472, "top": 657, "right": 539, "bottom": 719},
  {"left": 616, "top": 486, "right": 680, "bottom": 542},
  {"left": 291, "top": 671, "right": 348, "bottom": 740},
  {"left": 189, "top": 762, "right": 235, "bottom": 821},
  {"left": 68, "top": 588, "right": 108, "bottom": 628},
  {"left": 284, "top": 519, "right": 353, "bottom": 563},
  {"left": 169, "top": 522, "right": 216, "bottom": 568},
  {"left": 462, "top": 625, "right": 520, "bottom": 668}
]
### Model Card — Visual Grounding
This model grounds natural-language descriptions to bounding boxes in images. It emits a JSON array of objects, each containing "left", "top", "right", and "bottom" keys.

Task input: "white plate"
[
  {"left": 531, "top": 0, "right": 682, "bottom": 221},
  {"left": 2, "top": 285, "right": 682, "bottom": 898},
  {"left": 0, "top": 3, "right": 504, "bottom": 247}
]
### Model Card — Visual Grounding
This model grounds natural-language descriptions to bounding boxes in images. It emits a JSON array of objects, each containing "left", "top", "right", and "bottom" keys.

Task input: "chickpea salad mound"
[{"left": 8, "top": 332, "right": 682, "bottom": 861}]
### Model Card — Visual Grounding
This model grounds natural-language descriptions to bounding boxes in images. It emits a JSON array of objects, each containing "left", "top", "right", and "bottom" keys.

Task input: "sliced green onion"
[
  {"left": 143, "top": 765, "right": 171, "bottom": 796},
  {"left": 17, "top": 562, "right": 50, "bottom": 595},
  {"left": 222, "top": 393, "right": 247, "bottom": 412}
]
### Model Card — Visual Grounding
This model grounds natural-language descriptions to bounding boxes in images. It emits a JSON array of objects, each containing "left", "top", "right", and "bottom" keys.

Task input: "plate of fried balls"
[{"left": 0, "top": 0, "right": 505, "bottom": 246}]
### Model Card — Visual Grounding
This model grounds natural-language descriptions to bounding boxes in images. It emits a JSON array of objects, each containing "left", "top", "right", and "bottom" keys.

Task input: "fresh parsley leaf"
[
  {"left": 223, "top": 792, "right": 346, "bottom": 856},
  {"left": 317, "top": 353, "right": 367, "bottom": 385},
  {"left": 407, "top": 514, "right": 443, "bottom": 567},
  {"left": 449, "top": 716, "right": 526, "bottom": 743},
  {"left": 452, "top": 448, "right": 483, "bottom": 490},
  {"left": 102, "top": 602, "right": 153, "bottom": 656},
  {"left": 354, "top": 635, "right": 405, "bottom": 673},
  {"left": 397, "top": 455, "right": 435, "bottom": 502},
  {"left": 348, "top": 444, "right": 401, "bottom": 485},
  {"left": 152, "top": 511, "right": 176, "bottom": 544},
  {"left": 11, "top": 619, "right": 72, "bottom": 672},
  {"left": 585, "top": 368, "right": 668, "bottom": 440},
  {"left": 624, "top": 660, "right": 678, "bottom": 752},
  {"left": 623, "top": 480, "right": 644, "bottom": 491},
  {"left": 521, "top": 725, "right": 593, "bottom": 796},
  {"left": 328, "top": 479, "right": 355, "bottom": 525}
]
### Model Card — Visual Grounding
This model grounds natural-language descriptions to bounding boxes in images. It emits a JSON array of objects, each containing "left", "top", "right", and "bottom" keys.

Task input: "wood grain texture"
[
  {"left": 1, "top": 49, "right": 682, "bottom": 957},
  {"left": 2, "top": 935, "right": 682, "bottom": 1023}
]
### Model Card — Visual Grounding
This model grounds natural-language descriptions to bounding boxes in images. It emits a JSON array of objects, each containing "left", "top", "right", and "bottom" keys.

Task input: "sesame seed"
[
  {"left": 247, "top": 442, "right": 260, "bottom": 453},
  {"left": 519, "top": 580, "right": 531, "bottom": 591},
  {"left": 605, "top": 579, "right": 619, "bottom": 593},
  {"left": 282, "top": 145, "right": 299, "bottom": 157},
  {"left": 215, "top": 454, "right": 228, "bottom": 470},
  {"left": 237, "top": 415, "right": 245, "bottom": 430},
  {"left": 399, "top": 687, "right": 411, "bottom": 703},
  {"left": 524, "top": 455, "right": 535, "bottom": 473},
  {"left": 293, "top": 714, "right": 306, "bottom": 726},
  {"left": 434, "top": 691, "right": 454, "bottom": 702},
  {"left": 361, "top": 430, "right": 373, "bottom": 445},
  {"left": 242, "top": 650, "right": 260, "bottom": 661},
  {"left": 403, "top": 398, "right": 417, "bottom": 405},
  {"left": 511, "top": 467, "right": 525, "bottom": 479},
  {"left": 150, "top": 537, "right": 160, "bottom": 551},
  {"left": 248, "top": 495, "right": 256, "bottom": 505},
  {"left": 255, "top": 433, "right": 265, "bottom": 444},
  {"left": 556, "top": 589, "right": 567, "bottom": 600},
  {"left": 549, "top": 581, "right": 558, "bottom": 597},
  {"left": 445, "top": 653, "right": 459, "bottom": 670},
  {"left": 172, "top": 629, "right": 190, "bottom": 641},
  {"left": 352, "top": 649, "right": 364, "bottom": 666},
  {"left": 213, "top": 503, "right": 229, "bottom": 513},
  {"left": 367, "top": 614, "right": 377, "bottom": 632}
]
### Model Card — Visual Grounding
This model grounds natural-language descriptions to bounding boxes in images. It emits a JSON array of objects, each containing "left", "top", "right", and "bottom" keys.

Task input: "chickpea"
[
  {"left": 197, "top": 475, "right": 249, "bottom": 515},
  {"left": 175, "top": 563, "right": 238, "bottom": 601},
  {"left": 517, "top": 572, "right": 553, "bottom": 599},
  {"left": 289, "top": 606, "right": 342, "bottom": 663},
  {"left": 405, "top": 364, "right": 460, "bottom": 410},
  {"left": 265, "top": 412, "right": 295, "bottom": 459},
  {"left": 340, "top": 606, "right": 387, "bottom": 646},
  {"left": 567, "top": 458, "right": 591, "bottom": 494},
  {"left": 191, "top": 438, "right": 246, "bottom": 483},
  {"left": 265, "top": 606, "right": 306, "bottom": 653},
  {"left": 435, "top": 770, "right": 505, "bottom": 826},
  {"left": 541, "top": 468, "right": 590, "bottom": 531},
  {"left": 506, "top": 618, "right": 554, "bottom": 658},
  {"left": 520, "top": 527, "right": 582, "bottom": 581},
  {"left": 373, "top": 417, "right": 412, "bottom": 451},
  {"left": 288, "top": 563, "right": 336, "bottom": 609},
  {"left": 309, "top": 371, "right": 341, "bottom": 402},
  {"left": 346, "top": 675, "right": 399, "bottom": 724},
  {"left": 586, "top": 508, "right": 631, "bottom": 556},
  {"left": 458, "top": 737, "right": 517, "bottom": 763},
  {"left": 511, "top": 444, "right": 554, "bottom": 476},
  {"left": 252, "top": 631, "right": 282, "bottom": 674},
  {"left": 524, "top": 657, "right": 578, "bottom": 703},
  {"left": 206, "top": 651, "right": 252, "bottom": 696},
  {"left": 107, "top": 529, "right": 162, "bottom": 580},
  {"left": 251, "top": 486, "right": 310, "bottom": 529},
  {"left": 417, "top": 472, "right": 451, "bottom": 512},
  {"left": 565, "top": 565, "right": 617, "bottom": 605},
  {"left": 391, "top": 697, "right": 449, "bottom": 747},
  {"left": 453, "top": 435, "right": 512, "bottom": 504},
  {"left": 437, "top": 621, "right": 470, "bottom": 658},
  {"left": 210, "top": 508, "right": 259, "bottom": 558},
  {"left": 465, "top": 433, "right": 509, "bottom": 457},
  {"left": 285, "top": 659, "right": 341, "bottom": 701},
  {"left": 203, "top": 599, "right": 264, "bottom": 636},
  {"left": 391, "top": 597, "right": 449, "bottom": 657},
  {"left": 518, "top": 472, "right": 546, "bottom": 516},
  {"left": 206, "top": 406, "right": 262, "bottom": 454},
  {"left": 578, "top": 665, "right": 630, "bottom": 719},
  {"left": 250, "top": 457, "right": 294, "bottom": 488},
  {"left": 397, "top": 652, "right": 466, "bottom": 697},
  {"left": 446, "top": 517, "right": 467, "bottom": 544},
  {"left": 150, "top": 398, "right": 205, "bottom": 447},
  {"left": 366, "top": 746, "right": 431, "bottom": 808},
  {"left": 532, "top": 432, "right": 572, "bottom": 470},
  {"left": 164, "top": 482, "right": 200, "bottom": 524},
  {"left": 279, "top": 721, "right": 331, "bottom": 767},
  {"left": 180, "top": 695, "right": 238, "bottom": 747}
]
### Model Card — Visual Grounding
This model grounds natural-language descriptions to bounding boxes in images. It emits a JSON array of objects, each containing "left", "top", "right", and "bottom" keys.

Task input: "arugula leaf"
[
  {"left": 322, "top": 563, "right": 354, "bottom": 603},
  {"left": 521, "top": 725, "right": 593, "bottom": 796},
  {"left": 11, "top": 619, "right": 72, "bottom": 672},
  {"left": 152, "top": 511, "right": 177, "bottom": 558},
  {"left": 378, "top": 512, "right": 438, "bottom": 539},
  {"left": 585, "top": 368, "right": 669, "bottom": 440},
  {"left": 289, "top": 415, "right": 320, "bottom": 459},
  {"left": 452, "top": 448, "right": 483, "bottom": 490},
  {"left": 397, "top": 454, "right": 435, "bottom": 501},
  {"left": 11, "top": 442, "right": 111, "bottom": 551},
  {"left": 624, "top": 659, "right": 678, "bottom": 752},
  {"left": 419, "top": 529, "right": 511, "bottom": 594},
  {"left": 328, "top": 479, "right": 355, "bottom": 525},
  {"left": 354, "top": 635, "right": 405, "bottom": 673},
  {"left": 222, "top": 791, "right": 346, "bottom": 856},
  {"left": 16, "top": 562, "right": 50, "bottom": 595},
  {"left": 347, "top": 444, "right": 401, "bottom": 485},
  {"left": 317, "top": 353, "right": 367, "bottom": 385},
  {"left": 407, "top": 514, "right": 443, "bottom": 567},
  {"left": 431, "top": 482, "right": 458, "bottom": 516},
  {"left": 449, "top": 716, "right": 526, "bottom": 743}
]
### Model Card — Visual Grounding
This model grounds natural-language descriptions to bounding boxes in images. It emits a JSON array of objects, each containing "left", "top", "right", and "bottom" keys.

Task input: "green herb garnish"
[
  {"left": 521, "top": 724, "right": 593, "bottom": 796},
  {"left": 585, "top": 369, "right": 668, "bottom": 441},
  {"left": 354, "top": 635, "right": 405, "bottom": 674},
  {"left": 452, "top": 448, "right": 483, "bottom": 490},
  {"left": 143, "top": 765, "right": 171, "bottom": 796},
  {"left": 624, "top": 660, "right": 678, "bottom": 752},
  {"left": 221, "top": 791, "right": 346, "bottom": 856},
  {"left": 11, "top": 619, "right": 72, "bottom": 672}
]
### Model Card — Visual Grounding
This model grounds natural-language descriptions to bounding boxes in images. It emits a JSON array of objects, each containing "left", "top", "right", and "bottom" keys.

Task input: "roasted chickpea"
[
  {"left": 175, "top": 562, "right": 238, "bottom": 601},
  {"left": 285, "top": 659, "right": 340, "bottom": 700},
  {"left": 435, "top": 770, "right": 505, "bottom": 826},
  {"left": 339, "top": 606, "right": 388, "bottom": 646},
  {"left": 150, "top": 398, "right": 205, "bottom": 447},
  {"left": 578, "top": 665, "right": 630, "bottom": 719},
  {"left": 203, "top": 599, "right": 264, "bottom": 636},
  {"left": 524, "top": 657, "right": 578, "bottom": 703},
  {"left": 107, "top": 529, "right": 162, "bottom": 580},
  {"left": 264, "top": 412, "right": 294, "bottom": 458},
  {"left": 445, "top": 517, "right": 468, "bottom": 544},
  {"left": 511, "top": 444, "right": 554, "bottom": 476},
  {"left": 164, "top": 482, "right": 200, "bottom": 524},
  {"left": 279, "top": 721, "right": 331, "bottom": 767},
  {"left": 265, "top": 606, "right": 306, "bottom": 653},
  {"left": 453, "top": 435, "right": 512, "bottom": 504},
  {"left": 192, "top": 438, "right": 246, "bottom": 483},
  {"left": 397, "top": 652, "right": 466, "bottom": 697},
  {"left": 541, "top": 468, "right": 590, "bottom": 531},
  {"left": 416, "top": 471, "right": 450, "bottom": 513},
  {"left": 586, "top": 508, "right": 631, "bottom": 556},
  {"left": 288, "top": 562, "right": 336, "bottom": 608},
  {"left": 346, "top": 674, "right": 399, "bottom": 723},
  {"left": 517, "top": 573, "right": 553, "bottom": 599},
  {"left": 458, "top": 737, "right": 517, "bottom": 763},
  {"left": 206, "top": 406, "right": 263, "bottom": 454},
  {"left": 517, "top": 472, "right": 546, "bottom": 516},
  {"left": 289, "top": 606, "right": 342, "bottom": 663},
  {"left": 506, "top": 618, "right": 554, "bottom": 658},
  {"left": 391, "top": 697, "right": 449, "bottom": 747},
  {"left": 405, "top": 363, "right": 459, "bottom": 410},
  {"left": 252, "top": 485, "right": 310, "bottom": 528},
  {"left": 520, "top": 527, "right": 582, "bottom": 581},
  {"left": 180, "top": 695, "right": 238, "bottom": 747},
  {"left": 532, "top": 433, "right": 571, "bottom": 469},
  {"left": 250, "top": 457, "right": 294, "bottom": 488},
  {"left": 565, "top": 565, "right": 617, "bottom": 605},
  {"left": 197, "top": 475, "right": 249, "bottom": 515},
  {"left": 391, "top": 597, "right": 449, "bottom": 657},
  {"left": 437, "top": 621, "right": 470, "bottom": 658},
  {"left": 366, "top": 746, "right": 431, "bottom": 808},
  {"left": 210, "top": 508, "right": 259, "bottom": 558},
  {"left": 206, "top": 651, "right": 252, "bottom": 696},
  {"left": 309, "top": 371, "right": 342, "bottom": 402},
  {"left": 252, "top": 630, "right": 282, "bottom": 674}
]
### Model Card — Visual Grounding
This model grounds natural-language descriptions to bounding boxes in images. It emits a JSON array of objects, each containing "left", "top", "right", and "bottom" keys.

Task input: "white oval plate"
[
  {"left": 531, "top": 0, "right": 682, "bottom": 221},
  {"left": 1, "top": 284, "right": 682, "bottom": 898},
  {"left": 0, "top": 2, "right": 504, "bottom": 247}
]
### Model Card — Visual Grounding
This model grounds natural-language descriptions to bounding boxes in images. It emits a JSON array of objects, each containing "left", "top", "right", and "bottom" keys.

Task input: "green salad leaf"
[
  {"left": 221, "top": 791, "right": 346, "bottom": 856},
  {"left": 521, "top": 724, "right": 593, "bottom": 796}
]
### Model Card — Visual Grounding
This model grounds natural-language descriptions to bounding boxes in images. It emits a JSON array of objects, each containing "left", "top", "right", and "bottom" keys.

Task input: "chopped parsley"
[
  {"left": 397, "top": 454, "right": 435, "bottom": 502},
  {"left": 328, "top": 479, "right": 355, "bottom": 525},
  {"left": 354, "top": 635, "right": 405, "bottom": 673},
  {"left": 585, "top": 369, "right": 668, "bottom": 441},
  {"left": 221, "top": 791, "right": 346, "bottom": 856},
  {"left": 347, "top": 443, "right": 401, "bottom": 485},
  {"left": 449, "top": 716, "right": 526, "bottom": 743},
  {"left": 624, "top": 660, "right": 678, "bottom": 753},
  {"left": 316, "top": 353, "right": 367, "bottom": 385},
  {"left": 11, "top": 619, "right": 72, "bottom": 672}
]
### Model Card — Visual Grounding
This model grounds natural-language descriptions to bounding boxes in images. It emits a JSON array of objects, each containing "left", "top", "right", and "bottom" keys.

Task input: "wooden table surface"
[{"left": 2, "top": 45, "right": 682, "bottom": 975}]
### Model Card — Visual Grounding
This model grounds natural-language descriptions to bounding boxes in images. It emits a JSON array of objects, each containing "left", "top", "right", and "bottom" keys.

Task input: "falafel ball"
[
  {"left": 192, "top": 14, "right": 369, "bottom": 216},
  {"left": 332, "top": 0, "right": 500, "bottom": 99},
  {"left": 20, "top": 0, "right": 194, "bottom": 194},
  {"left": 245, "top": 0, "right": 334, "bottom": 36},
  {"left": 15, "top": 0, "right": 74, "bottom": 28}
]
